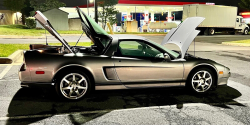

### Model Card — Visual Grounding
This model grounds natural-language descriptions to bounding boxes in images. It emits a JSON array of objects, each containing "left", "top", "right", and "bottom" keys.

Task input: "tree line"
[{"left": 3, "top": 0, "right": 119, "bottom": 29}]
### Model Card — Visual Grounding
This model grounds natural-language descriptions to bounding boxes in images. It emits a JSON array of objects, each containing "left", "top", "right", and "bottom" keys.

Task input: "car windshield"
[{"left": 149, "top": 40, "right": 180, "bottom": 58}]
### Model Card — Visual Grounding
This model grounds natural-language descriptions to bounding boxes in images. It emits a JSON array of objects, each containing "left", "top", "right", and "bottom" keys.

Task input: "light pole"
[
  {"left": 94, "top": 0, "right": 98, "bottom": 23},
  {"left": 87, "top": 0, "right": 89, "bottom": 16}
]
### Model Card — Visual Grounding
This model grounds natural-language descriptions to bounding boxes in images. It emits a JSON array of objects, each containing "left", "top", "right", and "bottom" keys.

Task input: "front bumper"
[{"left": 217, "top": 67, "right": 231, "bottom": 86}]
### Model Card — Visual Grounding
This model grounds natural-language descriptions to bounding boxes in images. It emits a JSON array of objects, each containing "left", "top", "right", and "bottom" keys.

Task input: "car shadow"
[{"left": 6, "top": 85, "right": 243, "bottom": 125}]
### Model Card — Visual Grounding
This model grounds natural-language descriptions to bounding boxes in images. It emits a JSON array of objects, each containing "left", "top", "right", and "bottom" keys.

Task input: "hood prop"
[
  {"left": 75, "top": 32, "right": 84, "bottom": 46},
  {"left": 45, "top": 29, "right": 48, "bottom": 45}
]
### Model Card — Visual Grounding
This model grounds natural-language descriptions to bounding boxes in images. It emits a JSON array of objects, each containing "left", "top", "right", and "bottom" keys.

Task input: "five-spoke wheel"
[{"left": 56, "top": 71, "right": 90, "bottom": 100}]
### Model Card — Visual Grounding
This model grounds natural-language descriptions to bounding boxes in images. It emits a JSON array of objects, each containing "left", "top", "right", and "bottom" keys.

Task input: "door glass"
[
  {"left": 117, "top": 41, "right": 163, "bottom": 58},
  {"left": 236, "top": 18, "right": 239, "bottom": 22}
]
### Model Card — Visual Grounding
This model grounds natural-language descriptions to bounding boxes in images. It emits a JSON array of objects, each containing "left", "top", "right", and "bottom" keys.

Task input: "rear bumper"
[
  {"left": 19, "top": 63, "right": 31, "bottom": 82},
  {"left": 21, "top": 82, "right": 54, "bottom": 88}
]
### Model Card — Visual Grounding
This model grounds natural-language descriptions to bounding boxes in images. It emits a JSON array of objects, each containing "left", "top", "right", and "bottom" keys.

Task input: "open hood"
[
  {"left": 34, "top": 11, "right": 74, "bottom": 53},
  {"left": 76, "top": 7, "right": 111, "bottom": 52},
  {"left": 161, "top": 17, "right": 205, "bottom": 59}
]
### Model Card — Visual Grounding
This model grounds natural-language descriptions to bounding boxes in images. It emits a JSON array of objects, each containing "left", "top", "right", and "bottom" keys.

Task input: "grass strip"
[{"left": 222, "top": 39, "right": 250, "bottom": 46}]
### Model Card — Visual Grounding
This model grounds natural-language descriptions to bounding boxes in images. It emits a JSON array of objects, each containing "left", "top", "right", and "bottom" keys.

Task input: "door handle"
[{"left": 119, "top": 60, "right": 121, "bottom": 62}]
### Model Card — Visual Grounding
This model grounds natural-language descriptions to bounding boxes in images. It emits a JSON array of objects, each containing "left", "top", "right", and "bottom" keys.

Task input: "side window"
[
  {"left": 116, "top": 40, "right": 163, "bottom": 58},
  {"left": 117, "top": 41, "right": 145, "bottom": 57},
  {"left": 236, "top": 18, "right": 239, "bottom": 22}
]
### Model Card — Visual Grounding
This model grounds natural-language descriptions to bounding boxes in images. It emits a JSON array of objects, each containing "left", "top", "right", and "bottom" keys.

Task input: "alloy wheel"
[
  {"left": 60, "top": 73, "right": 88, "bottom": 99},
  {"left": 191, "top": 70, "right": 212, "bottom": 92}
]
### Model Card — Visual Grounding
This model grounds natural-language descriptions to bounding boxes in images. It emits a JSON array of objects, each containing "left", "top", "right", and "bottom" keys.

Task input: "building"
[
  {"left": 36, "top": 9, "right": 69, "bottom": 30},
  {"left": 60, "top": 0, "right": 241, "bottom": 32},
  {"left": 0, "top": 0, "right": 22, "bottom": 25}
]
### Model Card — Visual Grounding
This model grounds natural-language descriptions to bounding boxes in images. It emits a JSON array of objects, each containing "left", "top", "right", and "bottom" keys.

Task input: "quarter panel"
[{"left": 24, "top": 51, "right": 122, "bottom": 85}]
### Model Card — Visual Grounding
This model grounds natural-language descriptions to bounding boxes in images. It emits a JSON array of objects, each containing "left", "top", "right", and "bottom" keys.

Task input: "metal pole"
[
  {"left": 87, "top": 0, "right": 89, "bottom": 16},
  {"left": 94, "top": 0, "right": 98, "bottom": 23},
  {"left": 135, "top": 6, "right": 136, "bottom": 21},
  {"left": 174, "top": 13, "right": 175, "bottom": 21}
]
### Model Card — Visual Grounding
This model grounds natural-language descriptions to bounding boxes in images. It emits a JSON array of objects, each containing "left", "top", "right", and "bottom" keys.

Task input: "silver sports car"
[{"left": 19, "top": 7, "right": 230, "bottom": 100}]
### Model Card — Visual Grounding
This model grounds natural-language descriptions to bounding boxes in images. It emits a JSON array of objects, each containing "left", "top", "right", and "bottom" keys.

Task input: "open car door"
[
  {"left": 76, "top": 7, "right": 111, "bottom": 53},
  {"left": 161, "top": 17, "right": 205, "bottom": 59},
  {"left": 34, "top": 11, "right": 74, "bottom": 53}
]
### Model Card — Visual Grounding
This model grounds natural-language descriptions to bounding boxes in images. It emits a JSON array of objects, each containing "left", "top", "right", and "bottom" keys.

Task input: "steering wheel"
[{"left": 142, "top": 45, "right": 154, "bottom": 57}]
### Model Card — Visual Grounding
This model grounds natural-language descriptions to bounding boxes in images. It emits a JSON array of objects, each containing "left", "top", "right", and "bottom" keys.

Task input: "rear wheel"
[
  {"left": 208, "top": 28, "right": 215, "bottom": 35},
  {"left": 187, "top": 68, "right": 215, "bottom": 93},
  {"left": 55, "top": 70, "right": 91, "bottom": 100}
]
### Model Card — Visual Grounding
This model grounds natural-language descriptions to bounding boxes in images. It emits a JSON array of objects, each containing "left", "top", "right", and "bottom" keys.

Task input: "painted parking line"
[
  {"left": 0, "top": 63, "right": 22, "bottom": 66},
  {"left": 0, "top": 65, "right": 12, "bottom": 79},
  {"left": 0, "top": 110, "right": 111, "bottom": 121},
  {"left": 0, "top": 79, "right": 19, "bottom": 82}
]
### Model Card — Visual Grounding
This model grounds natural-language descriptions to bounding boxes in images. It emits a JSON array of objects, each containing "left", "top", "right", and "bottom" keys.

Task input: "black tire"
[
  {"left": 55, "top": 70, "right": 92, "bottom": 100},
  {"left": 230, "top": 30, "right": 237, "bottom": 35},
  {"left": 204, "top": 28, "right": 209, "bottom": 35},
  {"left": 243, "top": 28, "right": 248, "bottom": 35},
  {"left": 208, "top": 28, "right": 215, "bottom": 35},
  {"left": 186, "top": 68, "right": 216, "bottom": 93}
]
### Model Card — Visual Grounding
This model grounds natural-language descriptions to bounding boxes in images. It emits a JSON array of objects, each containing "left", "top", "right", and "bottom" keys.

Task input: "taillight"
[{"left": 36, "top": 71, "right": 45, "bottom": 74}]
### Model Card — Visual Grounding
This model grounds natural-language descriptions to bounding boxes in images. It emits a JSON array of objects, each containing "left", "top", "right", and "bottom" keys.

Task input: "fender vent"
[{"left": 103, "top": 67, "right": 118, "bottom": 80}]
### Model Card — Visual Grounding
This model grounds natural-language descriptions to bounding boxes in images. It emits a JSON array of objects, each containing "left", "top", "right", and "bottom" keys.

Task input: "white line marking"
[
  {"left": 0, "top": 65, "right": 12, "bottom": 79},
  {"left": 0, "top": 110, "right": 111, "bottom": 121},
  {"left": 0, "top": 79, "right": 19, "bottom": 82},
  {"left": 0, "top": 63, "right": 22, "bottom": 66}
]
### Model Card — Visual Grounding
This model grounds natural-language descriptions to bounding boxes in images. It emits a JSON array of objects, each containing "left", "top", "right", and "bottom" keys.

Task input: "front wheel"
[
  {"left": 243, "top": 28, "right": 249, "bottom": 35},
  {"left": 55, "top": 70, "right": 91, "bottom": 100},
  {"left": 187, "top": 68, "right": 215, "bottom": 93},
  {"left": 208, "top": 28, "right": 215, "bottom": 35}
]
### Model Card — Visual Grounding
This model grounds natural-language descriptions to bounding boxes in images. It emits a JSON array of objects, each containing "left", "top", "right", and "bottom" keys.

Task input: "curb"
[
  {"left": 222, "top": 42, "right": 250, "bottom": 47},
  {"left": 0, "top": 35, "right": 45, "bottom": 39},
  {"left": 0, "top": 50, "right": 24, "bottom": 64}
]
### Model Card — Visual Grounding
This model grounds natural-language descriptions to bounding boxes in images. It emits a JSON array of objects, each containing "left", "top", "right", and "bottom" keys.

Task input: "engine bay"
[{"left": 29, "top": 44, "right": 98, "bottom": 54}]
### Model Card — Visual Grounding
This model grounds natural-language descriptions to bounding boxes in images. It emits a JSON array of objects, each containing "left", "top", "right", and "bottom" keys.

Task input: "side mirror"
[
  {"left": 112, "top": 51, "right": 119, "bottom": 56},
  {"left": 164, "top": 53, "right": 171, "bottom": 61}
]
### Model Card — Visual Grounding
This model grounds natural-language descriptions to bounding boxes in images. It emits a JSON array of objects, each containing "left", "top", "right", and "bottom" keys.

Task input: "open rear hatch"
[
  {"left": 76, "top": 7, "right": 111, "bottom": 53},
  {"left": 34, "top": 11, "right": 74, "bottom": 53},
  {"left": 34, "top": 7, "right": 111, "bottom": 54}
]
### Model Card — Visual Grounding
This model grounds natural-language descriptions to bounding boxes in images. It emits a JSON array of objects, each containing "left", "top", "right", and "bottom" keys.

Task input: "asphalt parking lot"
[{"left": 0, "top": 35, "right": 250, "bottom": 124}]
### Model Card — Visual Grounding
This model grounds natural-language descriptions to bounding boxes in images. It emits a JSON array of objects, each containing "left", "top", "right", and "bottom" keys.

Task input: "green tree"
[
  {"left": 30, "top": 0, "right": 66, "bottom": 12},
  {"left": 97, "top": 0, "right": 119, "bottom": 30},
  {"left": 3, "top": 0, "right": 26, "bottom": 24},
  {"left": 239, "top": 0, "right": 250, "bottom": 11},
  {"left": 21, "top": 0, "right": 34, "bottom": 24}
]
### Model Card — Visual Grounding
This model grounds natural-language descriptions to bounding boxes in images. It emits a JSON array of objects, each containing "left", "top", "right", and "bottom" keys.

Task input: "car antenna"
[
  {"left": 75, "top": 32, "right": 84, "bottom": 46},
  {"left": 45, "top": 29, "right": 48, "bottom": 45}
]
